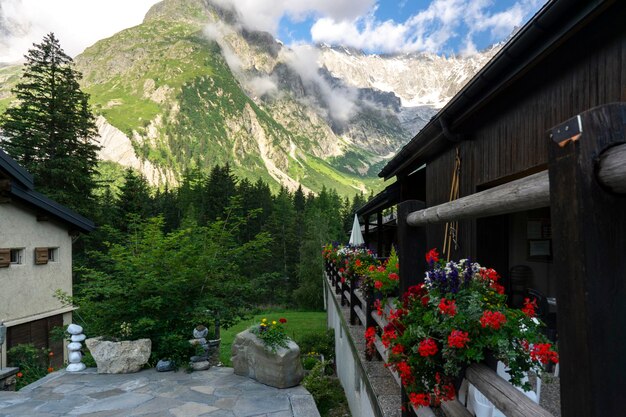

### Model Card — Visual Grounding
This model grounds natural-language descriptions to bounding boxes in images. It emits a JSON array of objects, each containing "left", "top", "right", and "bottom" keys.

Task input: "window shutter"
[
  {"left": 0, "top": 248, "right": 9, "bottom": 267},
  {"left": 35, "top": 247, "right": 49, "bottom": 265}
]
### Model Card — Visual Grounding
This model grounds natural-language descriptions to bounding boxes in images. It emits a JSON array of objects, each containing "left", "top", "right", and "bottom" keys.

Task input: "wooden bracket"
[{"left": 549, "top": 114, "right": 582, "bottom": 147}]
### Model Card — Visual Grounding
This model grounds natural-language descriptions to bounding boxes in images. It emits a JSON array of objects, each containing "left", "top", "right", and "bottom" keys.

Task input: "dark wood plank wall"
[{"left": 423, "top": 7, "right": 626, "bottom": 258}]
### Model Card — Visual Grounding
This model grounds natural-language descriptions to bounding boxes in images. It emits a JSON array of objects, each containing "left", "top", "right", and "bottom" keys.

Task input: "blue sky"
[
  {"left": 0, "top": 0, "right": 547, "bottom": 62},
  {"left": 271, "top": 0, "right": 547, "bottom": 55}
]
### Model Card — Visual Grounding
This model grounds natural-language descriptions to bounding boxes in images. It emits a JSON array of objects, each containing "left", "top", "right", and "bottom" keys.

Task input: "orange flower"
[
  {"left": 47, "top": 367, "right": 54, "bottom": 373},
  {"left": 16, "top": 372, "right": 23, "bottom": 378}
]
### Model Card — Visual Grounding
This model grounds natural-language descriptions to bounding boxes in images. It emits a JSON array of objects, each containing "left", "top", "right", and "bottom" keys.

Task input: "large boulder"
[
  {"left": 85, "top": 337, "right": 151, "bottom": 374},
  {"left": 231, "top": 329, "right": 304, "bottom": 388}
]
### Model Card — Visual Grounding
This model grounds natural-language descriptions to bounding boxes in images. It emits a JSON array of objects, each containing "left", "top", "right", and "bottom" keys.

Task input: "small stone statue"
[
  {"left": 66, "top": 324, "right": 86, "bottom": 372},
  {"left": 189, "top": 325, "right": 221, "bottom": 370}
]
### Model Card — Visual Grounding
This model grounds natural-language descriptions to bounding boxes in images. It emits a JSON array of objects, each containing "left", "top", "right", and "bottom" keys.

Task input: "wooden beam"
[
  {"left": 597, "top": 143, "right": 626, "bottom": 193},
  {"left": 440, "top": 400, "right": 473, "bottom": 417},
  {"left": 465, "top": 364, "right": 553, "bottom": 417},
  {"left": 406, "top": 143, "right": 626, "bottom": 227},
  {"left": 407, "top": 171, "right": 550, "bottom": 226}
]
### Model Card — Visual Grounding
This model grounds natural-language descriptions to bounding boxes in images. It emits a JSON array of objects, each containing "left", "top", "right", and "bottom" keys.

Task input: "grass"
[{"left": 219, "top": 310, "right": 328, "bottom": 366}]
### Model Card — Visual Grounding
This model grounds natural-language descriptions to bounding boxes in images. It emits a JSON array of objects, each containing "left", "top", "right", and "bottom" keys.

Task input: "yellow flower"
[
  {"left": 272, "top": 321, "right": 277, "bottom": 325},
  {"left": 262, "top": 318, "right": 267, "bottom": 323},
  {"left": 260, "top": 323, "right": 266, "bottom": 327}
]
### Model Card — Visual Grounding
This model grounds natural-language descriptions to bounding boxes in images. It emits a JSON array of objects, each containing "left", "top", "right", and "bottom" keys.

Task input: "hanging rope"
[{"left": 443, "top": 148, "right": 461, "bottom": 262}]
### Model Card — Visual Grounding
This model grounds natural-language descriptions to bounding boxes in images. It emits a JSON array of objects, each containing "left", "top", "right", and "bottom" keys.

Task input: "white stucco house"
[{"left": 0, "top": 149, "right": 94, "bottom": 369}]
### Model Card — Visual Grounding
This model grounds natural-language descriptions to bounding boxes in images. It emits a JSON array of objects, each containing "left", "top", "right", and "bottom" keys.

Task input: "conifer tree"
[{"left": 0, "top": 33, "right": 99, "bottom": 215}]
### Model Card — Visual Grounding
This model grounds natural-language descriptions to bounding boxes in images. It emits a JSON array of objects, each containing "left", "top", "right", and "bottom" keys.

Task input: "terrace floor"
[{"left": 0, "top": 367, "right": 319, "bottom": 417}]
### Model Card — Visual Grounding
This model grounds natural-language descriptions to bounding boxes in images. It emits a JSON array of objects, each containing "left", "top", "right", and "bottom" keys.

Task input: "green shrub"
[
  {"left": 7, "top": 344, "right": 54, "bottom": 390},
  {"left": 302, "top": 361, "right": 347, "bottom": 416},
  {"left": 297, "top": 329, "right": 335, "bottom": 361},
  {"left": 152, "top": 333, "right": 197, "bottom": 369}
]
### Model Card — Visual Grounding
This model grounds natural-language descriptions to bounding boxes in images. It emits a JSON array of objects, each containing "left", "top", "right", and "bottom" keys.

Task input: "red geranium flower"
[
  {"left": 355, "top": 259, "right": 362, "bottom": 267},
  {"left": 388, "top": 272, "right": 399, "bottom": 281},
  {"left": 425, "top": 248, "right": 439, "bottom": 264},
  {"left": 374, "top": 280, "right": 383, "bottom": 290},
  {"left": 396, "top": 361, "right": 413, "bottom": 386},
  {"left": 409, "top": 392, "right": 431, "bottom": 407},
  {"left": 521, "top": 297, "right": 537, "bottom": 318},
  {"left": 368, "top": 265, "right": 376, "bottom": 271},
  {"left": 480, "top": 310, "right": 507, "bottom": 330},
  {"left": 448, "top": 330, "right": 470, "bottom": 348},
  {"left": 16, "top": 372, "right": 23, "bottom": 378},
  {"left": 530, "top": 343, "right": 559, "bottom": 364},
  {"left": 279, "top": 318, "right": 287, "bottom": 324},
  {"left": 438, "top": 298, "right": 457, "bottom": 316},
  {"left": 392, "top": 344, "right": 405, "bottom": 355},
  {"left": 418, "top": 338, "right": 438, "bottom": 357},
  {"left": 47, "top": 367, "right": 54, "bottom": 373}
]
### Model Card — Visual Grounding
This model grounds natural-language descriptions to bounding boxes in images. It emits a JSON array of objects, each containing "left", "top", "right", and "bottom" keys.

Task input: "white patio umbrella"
[{"left": 349, "top": 214, "right": 365, "bottom": 246}]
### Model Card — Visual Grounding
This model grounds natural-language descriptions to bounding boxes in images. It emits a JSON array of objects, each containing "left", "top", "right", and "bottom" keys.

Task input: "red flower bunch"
[
  {"left": 374, "top": 280, "right": 383, "bottom": 290},
  {"left": 388, "top": 272, "right": 399, "bottom": 281},
  {"left": 438, "top": 298, "right": 457, "bottom": 316},
  {"left": 418, "top": 338, "right": 438, "bottom": 357},
  {"left": 480, "top": 311, "right": 507, "bottom": 330},
  {"left": 392, "top": 344, "right": 405, "bottom": 354},
  {"left": 521, "top": 297, "right": 537, "bottom": 318},
  {"left": 409, "top": 392, "right": 431, "bottom": 407},
  {"left": 365, "top": 326, "right": 377, "bottom": 355},
  {"left": 377, "top": 251, "right": 558, "bottom": 409},
  {"left": 279, "top": 318, "right": 287, "bottom": 324},
  {"left": 530, "top": 343, "right": 559, "bottom": 364},
  {"left": 382, "top": 324, "right": 398, "bottom": 348},
  {"left": 426, "top": 248, "right": 439, "bottom": 264},
  {"left": 448, "top": 330, "right": 470, "bottom": 348},
  {"left": 396, "top": 361, "right": 414, "bottom": 386}
]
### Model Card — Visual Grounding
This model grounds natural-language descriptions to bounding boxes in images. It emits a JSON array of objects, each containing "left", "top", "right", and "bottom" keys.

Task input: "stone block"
[
  {"left": 231, "top": 329, "right": 304, "bottom": 388},
  {"left": 85, "top": 337, "right": 151, "bottom": 374}
]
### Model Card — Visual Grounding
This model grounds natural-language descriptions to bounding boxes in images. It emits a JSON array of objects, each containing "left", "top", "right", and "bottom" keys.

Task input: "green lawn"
[{"left": 219, "top": 310, "right": 328, "bottom": 366}]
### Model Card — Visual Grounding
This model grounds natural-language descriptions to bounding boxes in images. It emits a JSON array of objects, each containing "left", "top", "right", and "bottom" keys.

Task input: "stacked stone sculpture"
[
  {"left": 66, "top": 324, "right": 86, "bottom": 372},
  {"left": 189, "top": 325, "right": 221, "bottom": 371}
]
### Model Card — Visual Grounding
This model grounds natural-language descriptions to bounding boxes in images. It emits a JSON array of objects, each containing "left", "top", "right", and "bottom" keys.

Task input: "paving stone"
[
  {"left": 88, "top": 388, "right": 126, "bottom": 399},
  {"left": 0, "top": 368, "right": 319, "bottom": 417},
  {"left": 215, "top": 397, "right": 237, "bottom": 409},
  {"left": 68, "top": 393, "right": 154, "bottom": 414},
  {"left": 190, "top": 385, "right": 216, "bottom": 395},
  {"left": 169, "top": 401, "right": 219, "bottom": 417},
  {"left": 127, "top": 396, "right": 184, "bottom": 416},
  {"left": 289, "top": 395, "right": 321, "bottom": 417},
  {"left": 232, "top": 394, "right": 291, "bottom": 417}
]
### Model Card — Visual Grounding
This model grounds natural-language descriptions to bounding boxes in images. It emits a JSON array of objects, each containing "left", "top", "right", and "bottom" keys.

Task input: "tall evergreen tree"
[{"left": 0, "top": 33, "right": 99, "bottom": 215}]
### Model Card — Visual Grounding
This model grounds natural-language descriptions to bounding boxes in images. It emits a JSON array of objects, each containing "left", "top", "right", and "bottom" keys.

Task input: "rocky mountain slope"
[{"left": 0, "top": 0, "right": 499, "bottom": 194}]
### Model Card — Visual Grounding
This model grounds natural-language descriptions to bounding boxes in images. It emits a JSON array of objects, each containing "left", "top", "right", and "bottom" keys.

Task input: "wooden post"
[
  {"left": 397, "top": 200, "right": 427, "bottom": 296},
  {"left": 364, "top": 214, "right": 370, "bottom": 248},
  {"left": 547, "top": 103, "right": 626, "bottom": 417},
  {"left": 377, "top": 211, "right": 383, "bottom": 256}
]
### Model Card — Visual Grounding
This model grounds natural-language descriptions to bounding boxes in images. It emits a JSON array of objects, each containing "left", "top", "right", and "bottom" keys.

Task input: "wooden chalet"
[{"left": 357, "top": 0, "right": 626, "bottom": 415}]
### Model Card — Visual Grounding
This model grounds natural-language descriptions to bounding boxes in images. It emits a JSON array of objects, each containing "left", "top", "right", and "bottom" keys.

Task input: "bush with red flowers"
[
  {"left": 362, "top": 247, "right": 399, "bottom": 295},
  {"left": 324, "top": 244, "right": 379, "bottom": 284},
  {"left": 384, "top": 250, "right": 558, "bottom": 409}
]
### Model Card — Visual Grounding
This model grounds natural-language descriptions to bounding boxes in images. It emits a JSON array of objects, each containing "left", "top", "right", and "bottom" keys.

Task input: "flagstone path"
[{"left": 0, "top": 367, "right": 320, "bottom": 417}]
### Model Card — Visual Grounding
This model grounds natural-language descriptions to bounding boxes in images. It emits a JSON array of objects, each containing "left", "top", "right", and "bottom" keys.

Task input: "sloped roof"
[{"left": 0, "top": 148, "right": 95, "bottom": 233}]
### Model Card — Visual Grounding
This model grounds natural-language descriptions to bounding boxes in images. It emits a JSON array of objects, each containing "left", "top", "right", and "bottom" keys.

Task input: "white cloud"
[
  {"left": 0, "top": 0, "right": 159, "bottom": 62},
  {"left": 287, "top": 44, "right": 357, "bottom": 124},
  {"left": 211, "top": 0, "right": 376, "bottom": 35},
  {"left": 310, "top": 0, "right": 546, "bottom": 54}
]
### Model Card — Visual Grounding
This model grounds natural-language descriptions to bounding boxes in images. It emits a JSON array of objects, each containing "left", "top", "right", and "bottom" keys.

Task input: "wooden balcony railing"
[{"left": 324, "top": 260, "right": 554, "bottom": 417}]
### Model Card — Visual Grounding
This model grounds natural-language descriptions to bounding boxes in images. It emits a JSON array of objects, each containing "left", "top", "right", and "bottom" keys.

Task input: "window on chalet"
[
  {"left": 34, "top": 247, "right": 59, "bottom": 264},
  {"left": 48, "top": 248, "right": 58, "bottom": 262},
  {"left": 10, "top": 248, "right": 24, "bottom": 265}
]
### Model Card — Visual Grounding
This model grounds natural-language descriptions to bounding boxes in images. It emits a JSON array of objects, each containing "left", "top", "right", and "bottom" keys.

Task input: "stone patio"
[{"left": 0, "top": 367, "right": 320, "bottom": 417}]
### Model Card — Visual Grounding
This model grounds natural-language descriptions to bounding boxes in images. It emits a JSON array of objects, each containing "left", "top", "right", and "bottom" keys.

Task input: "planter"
[
  {"left": 231, "top": 329, "right": 304, "bottom": 388},
  {"left": 85, "top": 337, "right": 151, "bottom": 374}
]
